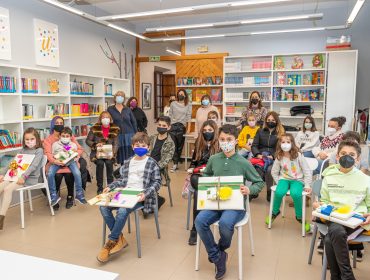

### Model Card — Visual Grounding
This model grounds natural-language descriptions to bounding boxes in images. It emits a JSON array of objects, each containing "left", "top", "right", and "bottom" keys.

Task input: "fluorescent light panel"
[
  {"left": 108, "top": 24, "right": 146, "bottom": 40},
  {"left": 42, "top": 0, "right": 85, "bottom": 15},
  {"left": 98, "top": 0, "right": 293, "bottom": 20},
  {"left": 166, "top": 48, "right": 182, "bottom": 56},
  {"left": 347, "top": 0, "right": 365, "bottom": 25},
  {"left": 146, "top": 13, "right": 323, "bottom": 32}
]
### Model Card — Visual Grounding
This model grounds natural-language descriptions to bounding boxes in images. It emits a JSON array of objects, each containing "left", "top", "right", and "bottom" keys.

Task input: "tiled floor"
[{"left": 0, "top": 164, "right": 369, "bottom": 279}]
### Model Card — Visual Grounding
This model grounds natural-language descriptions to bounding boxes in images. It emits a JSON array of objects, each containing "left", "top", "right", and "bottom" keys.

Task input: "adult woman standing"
[
  {"left": 251, "top": 111, "right": 285, "bottom": 201},
  {"left": 194, "top": 94, "right": 220, "bottom": 137},
  {"left": 126, "top": 96, "right": 148, "bottom": 133},
  {"left": 240, "top": 91, "right": 268, "bottom": 127},
  {"left": 108, "top": 91, "right": 137, "bottom": 164},
  {"left": 169, "top": 89, "right": 192, "bottom": 172}
]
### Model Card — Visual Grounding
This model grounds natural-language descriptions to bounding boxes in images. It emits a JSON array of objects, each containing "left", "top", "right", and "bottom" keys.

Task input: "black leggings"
[
  {"left": 190, "top": 173, "right": 201, "bottom": 231},
  {"left": 95, "top": 159, "right": 114, "bottom": 189},
  {"left": 254, "top": 164, "right": 274, "bottom": 198},
  {"left": 170, "top": 123, "right": 186, "bottom": 165},
  {"left": 55, "top": 173, "right": 75, "bottom": 197}
]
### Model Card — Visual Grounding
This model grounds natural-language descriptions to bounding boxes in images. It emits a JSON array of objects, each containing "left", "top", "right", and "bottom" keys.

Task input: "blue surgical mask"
[
  {"left": 115, "top": 96, "right": 124, "bottom": 104},
  {"left": 202, "top": 99, "right": 210, "bottom": 106},
  {"left": 134, "top": 147, "right": 148, "bottom": 157}
]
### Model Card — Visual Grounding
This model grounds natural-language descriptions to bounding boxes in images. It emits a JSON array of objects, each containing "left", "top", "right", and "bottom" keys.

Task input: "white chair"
[
  {"left": 268, "top": 157, "right": 319, "bottom": 237},
  {"left": 195, "top": 195, "right": 255, "bottom": 280},
  {"left": 16, "top": 155, "right": 55, "bottom": 229}
]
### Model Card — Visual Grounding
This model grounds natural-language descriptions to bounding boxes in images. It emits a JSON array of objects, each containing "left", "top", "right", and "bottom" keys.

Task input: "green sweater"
[
  {"left": 202, "top": 152, "right": 265, "bottom": 196},
  {"left": 320, "top": 164, "right": 370, "bottom": 214}
]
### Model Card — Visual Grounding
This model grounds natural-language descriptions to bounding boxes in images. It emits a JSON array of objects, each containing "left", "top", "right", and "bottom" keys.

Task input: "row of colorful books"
[
  {"left": 273, "top": 88, "right": 324, "bottom": 101},
  {"left": 72, "top": 124, "right": 93, "bottom": 138},
  {"left": 224, "top": 76, "right": 271, "bottom": 85},
  {"left": 71, "top": 103, "right": 103, "bottom": 117},
  {"left": 275, "top": 72, "right": 324, "bottom": 86},
  {"left": 225, "top": 91, "right": 271, "bottom": 101},
  {"left": 35, "top": 128, "right": 51, "bottom": 140},
  {"left": 70, "top": 81, "right": 94, "bottom": 95},
  {"left": 0, "top": 130, "right": 22, "bottom": 150},
  {"left": 0, "top": 76, "right": 17, "bottom": 93},
  {"left": 177, "top": 76, "right": 223, "bottom": 86},
  {"left": 45, "top": 103, "right": 70, "bottom": 118},
  {"left": 21, "top": 78, "right": 38, "bottom": 93}
]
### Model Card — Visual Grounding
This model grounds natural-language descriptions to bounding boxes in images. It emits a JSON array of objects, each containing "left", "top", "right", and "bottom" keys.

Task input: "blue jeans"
[
  {"left": 314, "top": 158, "right": 325, "bottom": 175},
  {"left": 47, "top": 161, "right": 84, "bottom": 201},
  {"left": 303, "top": 151, "right": 315, "bottom": 158},
  {"left": 195, "top": 210, "right": 245, "bottom": 263},
  {"left": 100, "top": 203, "right": 143, "bottom": 241}
]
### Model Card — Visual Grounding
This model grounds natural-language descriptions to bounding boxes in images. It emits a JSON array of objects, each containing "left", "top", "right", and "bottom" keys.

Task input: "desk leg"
[
  {"left": 102, "top": 221, "right": 106, "bottom": 246},
  {"left": 185, "top": 139, "right": 188, "bottom": 170}
]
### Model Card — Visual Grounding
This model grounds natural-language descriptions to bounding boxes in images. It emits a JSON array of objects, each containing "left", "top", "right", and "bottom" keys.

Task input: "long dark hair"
[
  {"left": 177, "top": 89, "right": 189, "bottom": 106},
  {"left": 263, "top": 111, "right": 285, "bottom": 137},
  {"left": 302, "top": 116, "right": 317, "bottom": 132},
  {"left": 194, "top": 120, "right": 219, "bottom": 161},
  {"left": 249, "top": 91, "right": 263, "bottom": 109},
  {"left": 126, "top": 96, "right": 138, "bottom": 108}
]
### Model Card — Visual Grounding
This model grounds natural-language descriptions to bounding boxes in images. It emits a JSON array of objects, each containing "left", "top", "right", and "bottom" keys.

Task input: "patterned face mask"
[{"left": 219, "top": 141, "right": 235, "bottom": 153}]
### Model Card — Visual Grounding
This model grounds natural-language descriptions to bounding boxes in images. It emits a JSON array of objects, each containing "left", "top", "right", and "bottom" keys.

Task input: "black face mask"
[
  {"left": 178, "top": 95, "right": 185, "bottom": 101},
  {"left": 251, "top": 98, "right": 259, "bottom": 105},
  {"left": 157, "top": 127, "right": 168, "bottom": 135},
  {"left": 203, "top": 132, "right": 215, "bottom": 141},
  {"left": 54, "top": 125, "right": 64, "bottom": 133},
  {"left": 339, "top": 155, "right": 355, "bottom": 169},
  {"left": 266, "top": 122, "right": 277, "bottom": 129}
]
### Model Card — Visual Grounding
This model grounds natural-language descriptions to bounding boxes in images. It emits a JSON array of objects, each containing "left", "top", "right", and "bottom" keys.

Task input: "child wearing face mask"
[
  {"left": 86, "top": 111, "right": 120, "bottom": 194},
  {"left": 98, "top": 132, "right": 161, "bottom": 263},
  {"left": 313, "top": 140, "right": 370, "bottom": 280},
  {"left": 268, "top": 134, "right": 312, "bottom": 231},
  {"left": 295, "top": 116, "right": 320, "bottom": 158},
  {"left": 49, "top": 127, "right": 87, "bottom": 206},
  {"left": 238, "top": 114, "right": 259, "bottom": 159},
  {"left": 0, "top": 128, "right": 44, "bottom": 230},
  {"left": 312, "top": 116, "right": 346, "bottom": 174},
  {"left": 126, "top": 97, "right": 148, "bottom": 133},
  {"left": 194, "top": 94, "right": 220, "bottom": 138}
]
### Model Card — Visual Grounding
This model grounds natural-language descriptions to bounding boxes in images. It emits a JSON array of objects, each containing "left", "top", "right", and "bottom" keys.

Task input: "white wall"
[
  {"left": 139, "top": 61, "right": 176, "bottom": 135},
  {"left": 0, "top": 0, "right": 136, "bottom": 81}
]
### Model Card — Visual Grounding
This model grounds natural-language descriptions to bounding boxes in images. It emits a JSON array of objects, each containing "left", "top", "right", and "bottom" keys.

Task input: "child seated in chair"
[
  {"left": 98, "top": 132, "right": 161, "bottom": 263},
  {"left": 48, "top": 127, "right": 87, "bottom": 206},
  {"left": 268, "top": 133, "right": 312, "bottom": 230},
  {"left": 195, "top": 124, "right": 264, "bottom": 280},
  {"left": 313, "top": 140, "right": 370, "bottom": 280},
  {"left": 237, "top": 114, "right": 259, "bottom": 159},
  {"left": 0, "top": 128, "right": 44, "bottom": 230}
]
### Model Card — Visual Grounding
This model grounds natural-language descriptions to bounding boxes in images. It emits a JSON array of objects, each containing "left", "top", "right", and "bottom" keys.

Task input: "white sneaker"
[{"left": 170, "top": 164, "right": 177, "bottom": 173}]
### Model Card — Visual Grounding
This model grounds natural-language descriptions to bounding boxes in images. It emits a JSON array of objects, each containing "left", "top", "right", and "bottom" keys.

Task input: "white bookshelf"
[
  {"left": 0, "top": 64, "right": 130, "bottom": 155},
  {"left": 223, "top": 52, "right": 328, "bottom": 131}
]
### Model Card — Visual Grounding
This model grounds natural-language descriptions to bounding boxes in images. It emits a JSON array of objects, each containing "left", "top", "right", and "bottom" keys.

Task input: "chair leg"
[
  {"left": 127, "top": 214, "right": 131, "bottom": 234},
  {"left": 268, "top": 190, "right": 275, "bottom": 229},
  {"left": 102, "top": 220, "right": 107, "bottom": 247},
  {"left": 238, "top": 226, "right": 243, "bottom": 280},
  {"left": 353, "top": 250, "right": 357, "bottom": 268},
  {"left": 302, "top": 194, "right": 306, "bottom": 237},
  {"left": 134, "top": 211, "right": 142, "bottom": 258},
  {"left": 195, "top": 234, "right": 200, "bottom": 271},
  {"left": 282, "top": 195, "right": 286, "bottom": 218},
  {"left": 322, "top": 248, "right": 327, "bottom": 280},
  {"left": 19, "top": 190, "right": 25, "bottom": 229},
  {"left": 248, "top": 219, "right": 255, "bottom": 256},
  {"left": 308, "top": 223, "right": 318, "bottom": 264},
  {"left": 167, "top": 181, "right": 173, "bottom": 207},
  {"left": 45, "top": 186, "right": 55, "bottom": 216},
  {"left": 186, "top": 192, "right": 192, "bottom": 230},
  {"left": 154, "top": 195, "right": 161, "bottom": 239},
  {"left": 27, "top": 190, "right": 33, "bottom": 212}
]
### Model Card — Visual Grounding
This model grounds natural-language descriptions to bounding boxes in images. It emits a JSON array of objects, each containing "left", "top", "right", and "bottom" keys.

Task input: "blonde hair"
[
  {"left": 114, "top": 91, "right": 126, "bottom": 104},
  {"left": 263, "top": 111, "right": 285, "bottom": 137}
]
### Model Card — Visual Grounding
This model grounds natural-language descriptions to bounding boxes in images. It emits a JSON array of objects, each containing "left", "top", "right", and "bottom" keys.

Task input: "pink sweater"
[{"left": 43, "top": 134, "right": 83, "bottom": 173}]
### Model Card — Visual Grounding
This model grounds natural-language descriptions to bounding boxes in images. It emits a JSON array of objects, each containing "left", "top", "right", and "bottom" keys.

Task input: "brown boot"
[
  {"left": 0, "top": 215, "right": 4, "bottom": 230},
  {"left": 97, "top": 240, "right": 117, "bottom": 263},
  {"left": 110, "top": 234, "right": 128, "bottom": 255}
]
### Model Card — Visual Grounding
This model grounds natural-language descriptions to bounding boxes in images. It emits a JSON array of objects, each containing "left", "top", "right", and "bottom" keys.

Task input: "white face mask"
[
  {"left": 101, "top": 118, "right": 110, "bottom": 127},
  {"left": 248, "top": 121, "right": 256, "bottom": 127},
  {"left": 219, "top": 141, "right": 235, "bottom": 153},
  {"left": 304, "top": 123, "right": 312, "bottom": 129},
  {"left": 327, "top": 127, "right": 337, "bottom": 136},
  {"left": 25, "top": 140, "right": 36, "bottom": 149},
  {"left": 281, "top": 143, "right": 292, "bottom": 152},
  {"left": 61, "top": 137, "right": 70, "bottom": 145},
  {"left": 115, "top": 96, "right": 124, "bottom": 104}
]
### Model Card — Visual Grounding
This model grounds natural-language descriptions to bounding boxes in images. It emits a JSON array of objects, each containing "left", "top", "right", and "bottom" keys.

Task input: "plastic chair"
[
  {"left": 162, "top": 166, "right": 173, "bottom": 207},
  {"left": 186, "top": 188, "right": 194, "bottom": 230},
  {"left": 16, "top": 155, "right": 55, "bottom": 229},
  {"left": 268, "top": 157, "right": 318, "bottom": 237},
  {"left": 102, "top": 193, "right": 160, "bottom": 258},
  {"left": 195, "top": 195, "right": 255, "bottom": 280}
]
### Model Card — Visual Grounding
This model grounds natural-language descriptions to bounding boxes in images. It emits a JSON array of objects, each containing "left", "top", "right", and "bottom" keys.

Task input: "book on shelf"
[
  {"left": 47, "top": 79, "right": 60, "bottom": 94},
  {"left": 0, "top": 129, "right": 22, "bottom": 150},
  {"left": 177, "top": 76, "right": 222, "bottom": 86},
  {"left": 71, "top": 103, "right": 90, "bottom": 116},
  {"left": 274, "top": 56, "right": 285, "bottom": 70},
  {"left": 0, "top": 76, "right": 17, "bottom": 93},
  {"left": 22, "top": 104, "right": 34, "bottom": 119},
  {"left": 185, "top": 89, "right": 192, "bottom": 102},
  {"left": 104, "top": 83, "right": 113, "bottom": 96},
  {"left": 210, "top": 89, "right": 222, "bottom": 103},
  {"left": 4, "top": 154, "right": 35, "bottom": 182},
  {"left": 194, "top": 89, "right": 207, "bottom": 102},
  {"left": 35, "top": 128, "right": 50, "bottom": 140},
  {"left": 45, "top": 103, "right": 70, "bottom": 118},
  {"left": 197, "top": 176, "right": 244, "bottom": 210},
  {"left": 21, "top": 78, "right": 38, "bottom": 94},
  {"left": 70, "top": 80, "right": 94, "bottom": 95},
  {"left": 81, "top": 125, "right": 88, "bottom": 136},
  {"left": 287, "top": 74, "right": 302, "bottom": 86}
]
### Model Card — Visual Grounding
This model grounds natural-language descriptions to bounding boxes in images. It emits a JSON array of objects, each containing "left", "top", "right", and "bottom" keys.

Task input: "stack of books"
[
  {"left": 21, "top": 78, "right": 38, "bottom": 93},
  {"left": 0, "top": 76, "right": 17, "bottom": 93}
]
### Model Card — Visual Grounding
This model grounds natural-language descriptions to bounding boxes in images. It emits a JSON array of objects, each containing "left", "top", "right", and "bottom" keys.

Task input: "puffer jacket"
[{"left": 251, "top": 127, "right": 279, "bottom": 158}]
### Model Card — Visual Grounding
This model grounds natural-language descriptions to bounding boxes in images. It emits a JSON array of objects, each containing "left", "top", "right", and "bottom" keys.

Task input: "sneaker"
[
  {"left": 265, "top": 211, "right": 280, "bottom": 225},
  {"left": 170, "top": 164, "right": 178, "bottom": 173},
  {"left": 51, "top": 197, "right": 61, "bottom": 207},
  {"left": 97, "top": 187, "right": 103, "bottom": 195},
  {"left": 97, "top": 240, "right": 117, "bottom": 263},
  {"left": 75, "top": 196, "right": 87, "bottom": 205},
  {"left": 296, "top": 217, "right": 311, "bottom": 233},
  {"left": 249, "top": 194, "right": 259, "bottom": 201},
  {"left": 351, "top": 250, "right": 363, "bottom": 262},
  {"left": 65, "top": 196, "right": 74, "bottom": 209},
  {"left": 188, "top": 229, "right": 197, "bottom": 246},
  {"left": 214, "top": 251, "right": 228, "bottom": 280},
  {"left": 109, "top": 234, "right": 128, "bottom": 255},
  {"left": 53, "top": 203, "right": 60, "bottom": 211},
  {"left": 317, "top": 238, "right": 324, "bottom": 254}
]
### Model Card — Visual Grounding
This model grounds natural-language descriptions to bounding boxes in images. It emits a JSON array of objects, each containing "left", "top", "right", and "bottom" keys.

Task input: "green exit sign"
[{"left": 149, "top": 56, "right": 161, "bottom": 62}]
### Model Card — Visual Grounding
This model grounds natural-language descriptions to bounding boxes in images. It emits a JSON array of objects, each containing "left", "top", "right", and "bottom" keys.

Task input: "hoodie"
[{"left": 320, "top": 164, "right": 370, "bottom": 214}]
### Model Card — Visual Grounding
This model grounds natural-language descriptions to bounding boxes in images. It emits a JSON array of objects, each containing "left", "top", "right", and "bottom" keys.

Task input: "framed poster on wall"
[
  {"left": 34, "top": 19, "right": 60, "bottom": 67},
  {"left": 142, "top": 83, "right": 152, "bottom": 110},
  {"left": 0, "top": 7, "right": 11, "bottom": 60}
]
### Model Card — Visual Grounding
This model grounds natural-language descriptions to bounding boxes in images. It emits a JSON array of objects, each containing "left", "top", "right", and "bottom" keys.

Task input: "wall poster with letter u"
[{"left": 34, "top": 18, "right": 60, "bottom": 67}]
